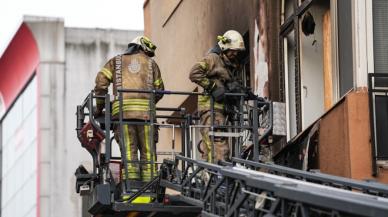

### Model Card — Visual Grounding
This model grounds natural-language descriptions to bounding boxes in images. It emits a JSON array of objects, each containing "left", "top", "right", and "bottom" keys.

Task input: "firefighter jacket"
[
  {"left": 189, "top": 52, "right": 237, "bottom": 113},
  {"left": 94, "top": 52, "right": 164, "bottom": 120}
]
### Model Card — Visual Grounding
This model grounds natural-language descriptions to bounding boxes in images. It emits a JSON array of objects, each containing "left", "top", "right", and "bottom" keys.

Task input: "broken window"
[
  {"left": 299, "top": 0, "right": 330, "bottom": 129},
  {"left": 280, "top": 0, "right": 337, "bottom": 139}
]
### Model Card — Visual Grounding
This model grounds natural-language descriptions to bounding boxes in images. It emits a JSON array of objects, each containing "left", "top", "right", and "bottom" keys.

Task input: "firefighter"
[
  {"left": 94, "top": 36, "right": 164, "bottom": 184},
  {"left": 189, "top": 30, "right": 245, "bottom": 163}
]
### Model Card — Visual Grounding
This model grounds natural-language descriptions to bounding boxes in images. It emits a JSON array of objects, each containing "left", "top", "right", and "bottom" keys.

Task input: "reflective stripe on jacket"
[
  {"left": 198, "top": 95, "right": 224, "bottom": 111},
  {"left": 112, "top": 98, "right": 150, "bottom": 116}
]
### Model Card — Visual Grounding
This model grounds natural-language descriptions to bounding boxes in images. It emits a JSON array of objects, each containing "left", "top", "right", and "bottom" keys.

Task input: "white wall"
[
  {"left": 353, "top": 0, "right": 374, "bottom": 85},
  {"left": 1, "top": 77, "right": 38, "bottom": 217},
  {"left": 25, "top": 16, "right": 66, "bottom": 217}
]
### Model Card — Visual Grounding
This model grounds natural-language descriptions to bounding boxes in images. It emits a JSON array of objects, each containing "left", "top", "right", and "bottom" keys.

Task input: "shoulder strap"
[
  {"left": 114, "top": 55, "right": 122, "bottom": 92},
  {"left": 147, "top": 57, "right": 154, "bottom": 90}
]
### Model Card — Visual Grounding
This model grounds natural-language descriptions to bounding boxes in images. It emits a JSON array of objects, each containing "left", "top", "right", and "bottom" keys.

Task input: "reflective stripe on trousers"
[
  {"left": 142, "top": 125, "right": 157, "bottom": 182},
  {"left": 116, "top": 124, "right": 156, "bottom": 181},
  {"left": 122, "top": 125, "right": 140, "bottom": 179}
]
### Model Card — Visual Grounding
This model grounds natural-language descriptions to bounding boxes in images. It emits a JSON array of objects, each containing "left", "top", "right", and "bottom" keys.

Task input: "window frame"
[{"left": 279, "top": 0, "right": 313, "bottom": 136}]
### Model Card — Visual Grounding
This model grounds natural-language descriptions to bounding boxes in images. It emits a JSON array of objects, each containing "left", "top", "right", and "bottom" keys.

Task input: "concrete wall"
[
  {"left": 26, "top": 16, "right": 142, "bottom": 217},
  {"left": 25, "top": 16, "right": 66, "bottom": 217},
  {"left": 147, "top": 0, "right": 257, "bottom": 109},
  {"left": 143, "top": 0, "right": 151, "bottom": 37}
]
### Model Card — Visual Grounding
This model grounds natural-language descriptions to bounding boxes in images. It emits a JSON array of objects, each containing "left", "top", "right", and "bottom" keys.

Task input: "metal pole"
[
  {"left": 238, "top": 95, "right": 244, "bottom": 158},
  {"left": 117, "top": 88, "right": 204, "bottom": 96},
  {"left": 104, "top": 94, "right": 111, "bottom": 164},
  {"left": 172, "top": 124, "right": 176, "bottom": 159},
  {"left": 210, "top": 96, "right": 215, "bottom": 164},
  {"left": 252, "top": 99, "right": 259, "bottom": 162},
  {"left": 186, "top": 114, "right": 192, "bottom": 159},
  {"left": 149, "top": 90, "right": 155, "bottom": 181},
  {"left": 88, "top": 92, "right": 99, "bottom": 176},
  {"left": 181, "top": 121, "right": 186, "bottom": 171},
  {"left": 368, "top": 74, "right": 378, "bottom": 176},
  {"left": 118, "top": 90, "right": 128, "bottom": 192},
  {"left": 189, "top": 125, "right": 194, "bottom": 160}
]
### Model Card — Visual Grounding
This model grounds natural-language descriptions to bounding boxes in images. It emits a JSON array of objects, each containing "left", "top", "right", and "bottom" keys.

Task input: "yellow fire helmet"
[
  {"left": 217, "top": 30, "right": 245, "bottom": 51},
  {"left": 131, "top": 36, "right": 157, "bottom": 57}
]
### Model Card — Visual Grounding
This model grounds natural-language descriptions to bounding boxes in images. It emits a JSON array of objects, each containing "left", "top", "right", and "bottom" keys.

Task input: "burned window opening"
[
  {"left": 302, "top": 11, "right": 316, "bottom": 36},
  {"left": 280, "top": 0, "right": 313, "bottom": 137},
  {"left": 280, "top": 0, "right": 335, "bottom": 138}
]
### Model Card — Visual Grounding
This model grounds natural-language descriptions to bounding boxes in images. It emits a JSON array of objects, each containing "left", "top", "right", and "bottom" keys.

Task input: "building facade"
[
  {"left": 0, "top": 16, "right": 142, "bottom": 217},
  {"left": 144, "top": 0, "right": 388, "bottom": 182}
]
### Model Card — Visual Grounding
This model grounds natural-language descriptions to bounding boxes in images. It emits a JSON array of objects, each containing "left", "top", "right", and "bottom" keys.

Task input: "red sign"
[{"left": 0, "top": 23, "right": 39, "bottom": 118}]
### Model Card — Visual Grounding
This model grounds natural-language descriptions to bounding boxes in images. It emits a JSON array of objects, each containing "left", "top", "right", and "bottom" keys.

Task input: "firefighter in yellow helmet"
[
  {"left": 189, "top": 30, "right": 245, "bottom": 163},
  {"left": 94, "top": 36, "right": 164, "bottom": 184}
]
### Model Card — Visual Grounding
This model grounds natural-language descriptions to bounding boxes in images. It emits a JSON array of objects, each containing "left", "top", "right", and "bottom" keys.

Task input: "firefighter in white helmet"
[
  {"left": 94, "top": 36, "right": 164, "bottom": 192},
  {"left": 189, "top": 30, "right": 245, "bottom": 163}
]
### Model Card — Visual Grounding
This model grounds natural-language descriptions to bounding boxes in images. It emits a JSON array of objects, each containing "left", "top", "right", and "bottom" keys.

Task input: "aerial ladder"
[{"left": 75, "top": 88, "right": 388, "bottom": 217}]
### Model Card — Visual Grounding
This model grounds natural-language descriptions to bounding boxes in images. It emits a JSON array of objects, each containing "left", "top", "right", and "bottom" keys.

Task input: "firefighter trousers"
[
  {"left": 114, "top": 123, "right": 157, "bottom": 182},
  {"left": 199, "top": 111, "right": 230, "bottom": 163}
]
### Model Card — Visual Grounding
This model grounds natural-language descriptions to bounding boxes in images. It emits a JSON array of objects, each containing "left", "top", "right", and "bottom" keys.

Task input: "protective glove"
[
  {"left": 244, "top": 87, "right": 264, "bottom": 101},
  {"left": 211, "top": 86, "right": 226, "bottom": 102},
  {"left": 226, "top": 81, "right": 243, "bottom": 93},
  {"left": 205, "top": 80, "right": 217, "bottom": 93}
]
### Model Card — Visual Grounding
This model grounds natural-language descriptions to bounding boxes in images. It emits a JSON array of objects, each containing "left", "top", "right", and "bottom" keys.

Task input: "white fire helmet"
[
  {"left": 130, "top": 36, "right": 157, "bottom": 56},
  {"left": 217, "top": 30, "right": 245, "bottom": 51}
]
